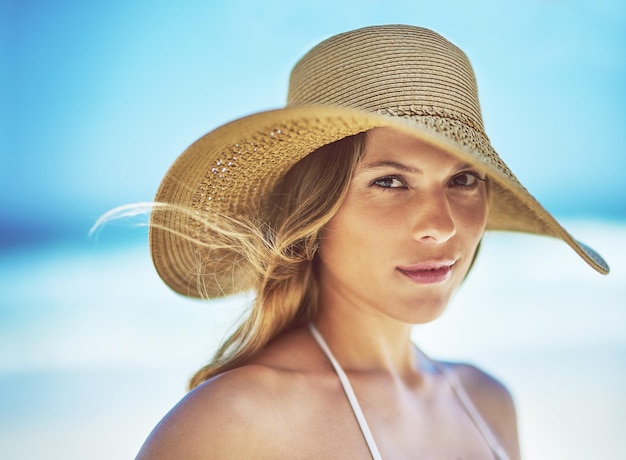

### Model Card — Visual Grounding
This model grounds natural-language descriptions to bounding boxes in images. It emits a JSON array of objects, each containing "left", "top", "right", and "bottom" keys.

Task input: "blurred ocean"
[{"left": 1, "top": 219, "right": 624, "bottom": 460}]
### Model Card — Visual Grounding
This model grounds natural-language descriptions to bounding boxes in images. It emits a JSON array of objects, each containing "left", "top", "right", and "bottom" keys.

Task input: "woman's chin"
[{"left": 387, "top": 298, "right": 451, "bottom": 325}]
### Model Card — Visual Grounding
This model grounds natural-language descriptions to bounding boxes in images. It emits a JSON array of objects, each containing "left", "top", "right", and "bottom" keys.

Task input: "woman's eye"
[
  {"left": 372, "top": 176, "right": 405, "bottom": 189},
  {"left": 450, "top": 172, "right": 484, "bottom": 188}
]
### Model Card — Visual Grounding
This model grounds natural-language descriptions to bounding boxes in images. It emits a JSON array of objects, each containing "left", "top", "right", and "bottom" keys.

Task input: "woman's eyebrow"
[
  {"left": 358, "top": 160, "right": 476, "bottom": 174},
  {"left": 359, "top": 160, "right": 422, "bottom": 174}
]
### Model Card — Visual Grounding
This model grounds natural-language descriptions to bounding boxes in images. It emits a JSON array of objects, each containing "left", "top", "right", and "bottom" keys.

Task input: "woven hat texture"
[{"left": 150, "top": 25, "right": 609, "bottom": 298}]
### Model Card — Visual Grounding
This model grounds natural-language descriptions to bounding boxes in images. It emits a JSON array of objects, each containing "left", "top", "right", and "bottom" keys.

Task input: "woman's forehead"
[{"left": 359, "top": 127, "right": 467, "bottom": 171}]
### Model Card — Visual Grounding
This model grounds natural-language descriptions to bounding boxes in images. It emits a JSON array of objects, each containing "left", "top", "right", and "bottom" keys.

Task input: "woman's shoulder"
[
  {"left": 438, "top": 360, "right": 520, "bottom": 459},
  {"left": 136, "top": 364, "right": 309, "bottom": 459},
  {"left": 444, "top": 361, "right": 513, "bottom": 403},
  {"left": 136, "top": 329, "right": 326, "bottom": 459}
]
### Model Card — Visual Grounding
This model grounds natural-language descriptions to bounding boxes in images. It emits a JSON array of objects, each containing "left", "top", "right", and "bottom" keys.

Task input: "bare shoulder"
[
  {"left": 135, "top": 364, "right": 309, "bottom": 460},
  {"left": 443, "top": 362, "right": 521, "bottom": 460},
  {"left": 135, "top": 328, "right": 327, "bottom": 460}
]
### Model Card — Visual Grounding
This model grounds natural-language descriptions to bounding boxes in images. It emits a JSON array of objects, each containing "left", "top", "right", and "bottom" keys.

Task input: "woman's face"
[{"left": 317, "top": 127, "right": 489, "bottom": 324}]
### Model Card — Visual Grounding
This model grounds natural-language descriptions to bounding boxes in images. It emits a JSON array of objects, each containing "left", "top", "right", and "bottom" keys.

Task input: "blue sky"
[{"left": 2, "top": 0, "right": 625, "bottom": 247}]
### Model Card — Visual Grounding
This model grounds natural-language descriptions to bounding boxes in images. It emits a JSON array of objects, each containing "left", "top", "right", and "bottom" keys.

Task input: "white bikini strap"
[
  {"left": 432, "top": 361, "right": 511, "bottom": 460},
  {"left": 308, "top": 324, "right": 384, "bottom": 460}
]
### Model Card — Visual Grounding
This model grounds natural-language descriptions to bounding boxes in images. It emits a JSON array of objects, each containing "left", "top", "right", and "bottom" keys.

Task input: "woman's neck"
[{"left": 313, "top": 305, "right": 419, "bottom": 379}]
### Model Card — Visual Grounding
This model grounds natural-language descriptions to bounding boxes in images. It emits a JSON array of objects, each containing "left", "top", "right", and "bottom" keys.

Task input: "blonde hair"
[{"left": 187, "top": 133, "right": 366, "bottom": 389}]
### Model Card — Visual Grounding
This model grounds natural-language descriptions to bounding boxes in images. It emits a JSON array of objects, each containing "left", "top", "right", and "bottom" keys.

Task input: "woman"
[{"left": 136, "top": 25, "right": 609, "bottom": 459}]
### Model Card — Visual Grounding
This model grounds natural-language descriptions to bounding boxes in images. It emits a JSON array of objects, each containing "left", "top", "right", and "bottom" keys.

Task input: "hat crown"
[{"left": 288, "top": 25, "right": 485, "bottom": 133}]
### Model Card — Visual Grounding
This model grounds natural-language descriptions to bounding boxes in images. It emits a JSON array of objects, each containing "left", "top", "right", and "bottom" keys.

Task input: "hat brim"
[{"left": 150, "top": 105, "right": 609, "bottom": 298}]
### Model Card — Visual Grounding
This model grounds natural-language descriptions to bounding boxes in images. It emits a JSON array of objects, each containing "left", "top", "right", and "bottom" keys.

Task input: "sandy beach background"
[{"left": 1, "top": 220, "right": 624, "bottom": 459}]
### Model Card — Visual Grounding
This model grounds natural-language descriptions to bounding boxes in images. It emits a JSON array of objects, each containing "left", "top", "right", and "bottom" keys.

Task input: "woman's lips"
[{"left": 397, "top": 261, "right": 455, "bottom": 284}]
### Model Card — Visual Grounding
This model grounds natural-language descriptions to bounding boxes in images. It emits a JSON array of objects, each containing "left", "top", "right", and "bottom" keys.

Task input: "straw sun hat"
[{"left": 150, "top": 24, "right": 609, "bottom": 298}]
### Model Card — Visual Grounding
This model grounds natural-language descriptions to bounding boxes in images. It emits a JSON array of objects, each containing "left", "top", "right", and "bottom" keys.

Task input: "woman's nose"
[{"left": 410, "top": 189, "right": 456, "bottom": 243}]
